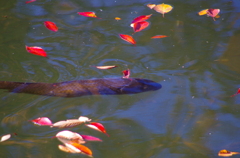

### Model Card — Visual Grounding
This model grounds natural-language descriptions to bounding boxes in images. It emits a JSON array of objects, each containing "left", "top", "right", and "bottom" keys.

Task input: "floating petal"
[
  {"left": 122, "top": 69, "right": 130, "bottom": 79},
  {"left": 119, "top": 34, "right": 136, "bottom": 45},
  {"left": 0, "top": 134, "right": 11, "bottom": 142},
  {"left": 31, "top": 117, "right": 52, "bottom": 126},
  {"left": 86, "top": 122, "right": 109, "bottom": 137},
  {"left": 44, "top": 21, "right": 58, "bottom": 32},
  {"left": 95, "top": 65, "right": 118, "bottom": 70},
  {"left": 133, "top": 21, "right": 149, "bottom": 33},
  {"left": 151, "top": 35, "right": 168, "bottom": 39},
  {"left": 25, "top": 46, "right": 47, "bottom": 57}
]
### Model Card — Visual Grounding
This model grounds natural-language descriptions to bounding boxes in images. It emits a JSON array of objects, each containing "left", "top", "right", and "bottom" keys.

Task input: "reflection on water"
[{"left": 0, "top": 0, "right": 240, "bottom": 157}]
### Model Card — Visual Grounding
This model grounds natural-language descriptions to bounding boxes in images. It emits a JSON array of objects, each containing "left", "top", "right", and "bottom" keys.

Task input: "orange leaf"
[
  {"left": 198, "top": 9, "right": 208, "bottom": 16},
  {"left": 153, "top": 3, "right": 173, "bottom": 17},
  {"left": 78, "top": 12, "right": 99, "bottom": 18},
  {"left": 119, "top": 34, "right": 136, "bottom": 45},
  {"left": 25, "top": 46, "right": 47, "bottom": 57},
  {"left": 69, "top": 143, "right": 93, "bottom": 156},
  {"left": 218, "top": 149, "right": 240, "bottom": 157},
  {"left": 115, "top": 17, "right": 121, "bottom": 21},
  {"left": 133, "top": 21, "right": 149, "bottom": 33},
  {"left": 131, "top": 14, "right": 152, "bottom": 24},
  {"left": 44, "top": 21, "right": 58, "bottom": 32},
  {"left": 151, "top": 35, "right": 168, "bottom": 39},
  {"left": 95, "top": 65, "right": 118, "bottom": 70}
]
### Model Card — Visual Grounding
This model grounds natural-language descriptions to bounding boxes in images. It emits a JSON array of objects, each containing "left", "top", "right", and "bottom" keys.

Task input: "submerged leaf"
[
  {"left": 151, "top": 35, "right": 168, "bottom": 39},
  {"left": 86, "top": 122, "right": 109, "bottom": 137},
  {"left": 153, "top": 3, "right": 173, "bottom": 17},
  {"left": 0, "top": 134, "right": 11, "bottom": 142},
  {"left": 31, "top": 117, "right": 52, "bottom": 126},
  {"left": 230, "top": 88, "right": 240, "bottom": 97},
  {"left": 25, "top": 0, "right": 36, "bottom": 4},
  {"left": 25, "top": 46, "right": 47, "bottom": 57},
  {"left": 78, "top": 12, "right": 99, "bottom": 18},
  {"left": 119, "top": 34, "right": 136, "bottom": 45},
  {"left": 133, "top": 21, "right": 149, "bottom": 33},
  {"left": 44, "top": 21, "right": 58, "bottom": 32}
]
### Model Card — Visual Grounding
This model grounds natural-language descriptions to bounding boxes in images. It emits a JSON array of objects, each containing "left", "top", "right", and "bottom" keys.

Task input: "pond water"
[{"left": 1, "top": 0, "right": 240, "bottom": 158}]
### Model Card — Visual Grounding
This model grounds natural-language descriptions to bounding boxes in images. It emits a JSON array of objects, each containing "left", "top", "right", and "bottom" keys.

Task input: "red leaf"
[
  {"left": 207, "top": 9, "right": 220, "bottom": 21},
  {"left": 230, "top": 88, "right": 240, "bottom": 97},
  {"left": 78, "top": 12, "right": 100, "bottom": 18},
  {"left": 31, "top": 117, "right": 52, "bottom": 126},
  {"left": 131, "top": 14, "right": 152, "bottom": 24},
  {"left": 81, "top": 135, "right": 102, "bottom": 142},
  {"left": 25, "top": 0, "right": 36, "bottom": 4},
  {"left": 122, "top": 69, "right": 130, "bottom": 78},
  {"left": 133, "top": 21, "right": 149, "bottom": 33},
  {"left": 95, "top": 65, "right": 118, "bottom": 70},
  {"left": 25, "top": 46, "right": 47, "bottom": 57},
  {"left": 86, "top": 122, "right": 109, "bottom": 137},
  {"left": 151, "top": 35, "right": 168, "bottom": 39},
  {"left": 119, "top": 34, "right": 136, "bottom": 45},
  {"left": 44, "top": 21, "right": 58, "bottom": 32}
]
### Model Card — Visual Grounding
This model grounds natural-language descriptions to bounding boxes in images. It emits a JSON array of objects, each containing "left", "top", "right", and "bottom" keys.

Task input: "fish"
[{"left": 0, "top": 78, "right": 161, "bottom": 97}]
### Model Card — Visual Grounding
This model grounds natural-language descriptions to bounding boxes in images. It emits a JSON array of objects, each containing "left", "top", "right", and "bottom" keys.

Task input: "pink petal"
[
  {"left": 30, "top": 117, "right": 52, "bottom": 126},
  {"left": 81, "top": 135, "right": 102, "bottom": 142}
]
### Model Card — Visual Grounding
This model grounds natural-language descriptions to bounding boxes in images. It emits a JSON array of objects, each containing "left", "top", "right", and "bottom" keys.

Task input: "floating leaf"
[
  {"left": 0, "top": 134, "right": 11, "bottom": 142},
  {"left": 31, "top": 117, "right": 52, "bottom": 126},
  {"left": 86, "top": 122, "right": 109, "bottom": 137},
  {"left": 218, "top": 149, "right": 240, "bottom": 157},
  {"left": 25, "top": 0, "right": 36, "bottom": 4},
  {"left": 147, "top": 4, "right": 156, "bottom": 9},
  {"left": 52, "top": 119, "right": 85, "bottom": 128},
  {"left": 58, "top": 144, "right": 79, "bottom": 153},
  {"left": 56, "top": 130, "right": 85, "bottom": 144},
  {"left": 207, "top": 9, "right": 220, "bottom": 21},
  {"left": 230, "top": 88, "right": 240, "bottom": 97},
  {"left": 81, "top": 135, "right": 102, "bottom": 142},
  {"left": 78, "top": 12, "right": 99, "bottom": 18},
  {"left": 115, "top": 17, "right": 121, "bottom": 21},
  {"left": 44, "top": 21, "right": 58, "bottom": 32},
  {"left": 95, "top": 65, "right": 118, "bottom": 70},
  {"left": 122, "top": 69, "right": 130, "bottom": 79},
  {"left": 25, "top": 46, "right": 47, "bottom": 57},
  {"left": 131, "top": 14, "right": 152, "bottom": 24},
  {"left": 68, "top": 143, "right": 93, "bottom": 156},
  {"left": 78, "top": 116, "right": 91, "bottom": 122},
  {"left": 133, "top": 21, "right": 149, "bottom": 33},
  {"left": 198, "top": 9, "right": 208, "bottom": 16},
  {"left": 119, "top": 34, "right": 136, "bottom": 45},
  {"left": 153, "top": 3, "right": 173, "bottom": 17},
  {"left": 151, "top": 35, "right": 168, "bottom": 39}
]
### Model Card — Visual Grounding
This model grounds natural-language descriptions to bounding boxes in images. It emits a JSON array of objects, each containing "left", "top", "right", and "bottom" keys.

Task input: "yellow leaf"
[
  {"left": 153, "top": 3, "right": 173, "bottom": 17},
  {"left": 198, "top": 9, "right": 208, "bottom": 16}
]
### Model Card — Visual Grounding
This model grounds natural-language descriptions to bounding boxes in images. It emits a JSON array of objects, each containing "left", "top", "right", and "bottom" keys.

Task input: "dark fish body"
[{"left": 0, "top": 78, "right": 161, "bottom": 97}]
